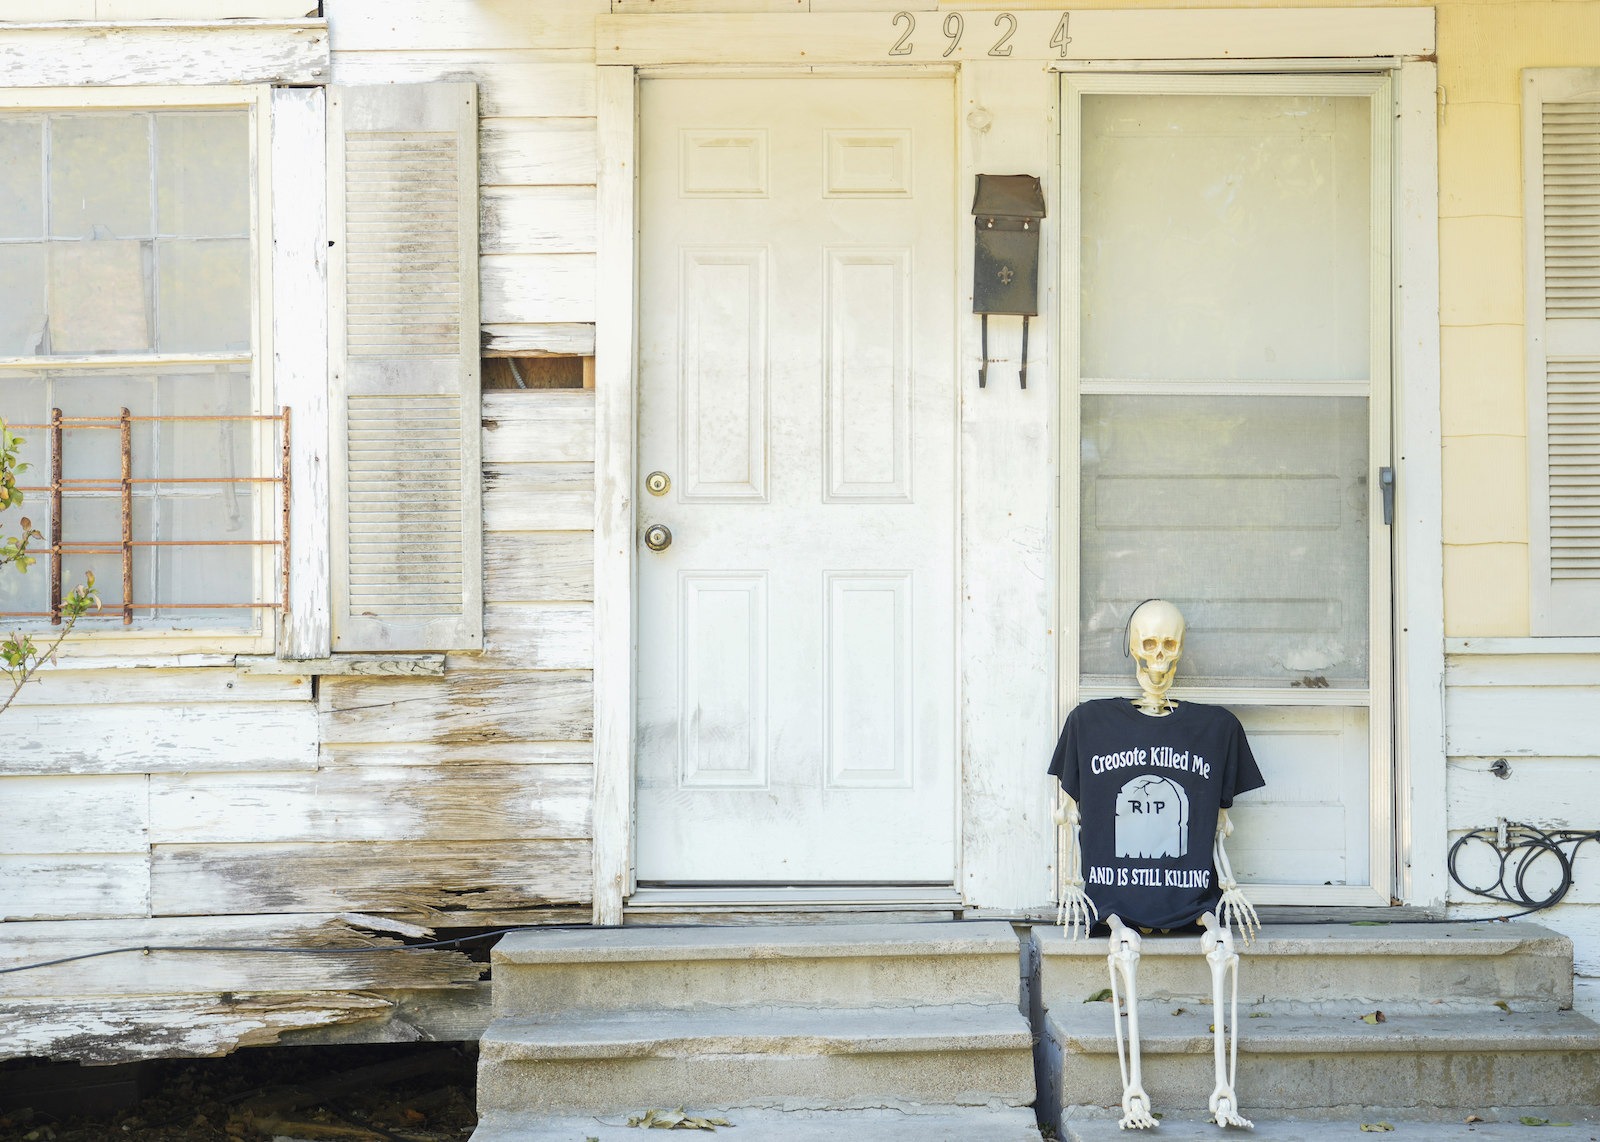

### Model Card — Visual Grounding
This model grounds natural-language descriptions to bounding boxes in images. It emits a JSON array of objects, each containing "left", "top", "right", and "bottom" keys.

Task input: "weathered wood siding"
[
  {"left": 1444, "top": 650, "right": 1600, "bottom": 1016},
  {"left": 0, "top": 390, "right": 596, "bottom": 1059},
  {"left": 327, "top": 0, "right": 605, "bottom": 352}
]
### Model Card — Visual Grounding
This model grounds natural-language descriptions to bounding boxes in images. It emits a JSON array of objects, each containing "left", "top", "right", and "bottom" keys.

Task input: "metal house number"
[{"left": 887, "top": 11, "right": 1070, "bottom": 58}]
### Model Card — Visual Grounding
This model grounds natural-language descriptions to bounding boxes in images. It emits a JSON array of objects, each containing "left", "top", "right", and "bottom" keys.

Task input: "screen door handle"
[{"left": 1379, "top": 467, "right": 1395, "bottom": 526}]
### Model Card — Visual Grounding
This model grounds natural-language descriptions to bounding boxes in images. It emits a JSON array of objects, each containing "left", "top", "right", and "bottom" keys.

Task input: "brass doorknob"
[{"left": 644, "top": 524, "right": 672, "bottom": 552}]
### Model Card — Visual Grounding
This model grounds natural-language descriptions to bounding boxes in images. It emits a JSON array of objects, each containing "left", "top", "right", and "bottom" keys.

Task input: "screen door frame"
[{"left": 1056, "top": 70, "right": 1396, "bottom": 908}]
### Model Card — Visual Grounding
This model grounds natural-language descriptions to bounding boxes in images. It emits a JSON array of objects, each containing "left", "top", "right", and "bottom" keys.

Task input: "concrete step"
[
  {"left": 477, "top": 1003, "right": 1036, "bottom": 1114},
  {"left": 1044, "top": 1005, "right": 1600, "bottom": 1113},
  {"left": 473, "top": 1105, "right": 1042, "bottom": 1141},
  {"left": 1033, "top": 924, "right": 1574, "bottom": 1010},
  {"left": 1062, "top": 1112, "right": 1600, "bottom": 1141},
  {"left": 491, "top": 920, "right": 1022, "bottom": 1016}
]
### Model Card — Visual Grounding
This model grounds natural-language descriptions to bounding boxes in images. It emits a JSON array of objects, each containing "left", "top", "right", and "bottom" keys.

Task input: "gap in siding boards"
[{"left": 483, "top": 356, "right": 586, "bottom": 389}]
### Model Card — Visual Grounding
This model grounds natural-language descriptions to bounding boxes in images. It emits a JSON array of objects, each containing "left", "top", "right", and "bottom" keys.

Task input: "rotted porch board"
[
  {"left": 319, "top": 670, "right": 593, "bottom": 744},
  {"left": 0, "top": 914, "right": 479, "bottom": 999},
  {"left": 148, "top": 764, "right": 594, "bottom": 845},
  {"left": 0, "top": 992, "right": 395, "bottom": 1065},
  {"left": 484, "top": 532, "right": 594, "bottom": 602},
  {"left": 149, "top": 839, "right": 593, "bottom": 917}
]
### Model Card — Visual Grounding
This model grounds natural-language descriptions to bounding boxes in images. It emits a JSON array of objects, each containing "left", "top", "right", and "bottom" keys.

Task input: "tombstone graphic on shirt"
[{"left": 1115, "top": 774, "right": 1190, "bottom": 860}]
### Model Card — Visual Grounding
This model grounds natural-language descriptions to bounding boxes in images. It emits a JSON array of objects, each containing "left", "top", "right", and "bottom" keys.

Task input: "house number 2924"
[{"left": 888, "top": 11, "right": 1070, "bottom": 58}]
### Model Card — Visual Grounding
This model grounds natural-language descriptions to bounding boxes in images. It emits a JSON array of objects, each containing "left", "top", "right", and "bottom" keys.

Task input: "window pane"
[
  {"left": 157, "top": 112, "right": 250, "bottom": 238},
  {"left": 48, "top": 240, "right": 151, "bottom": 353},
  {"left": 1079, "top": 394, "right": 1370, "bottom": 687},
  {"left": 0, "top": 364, "right": 258, "bottom": 631},
  {"left": 1080, "top": 93, "right": 1372, "bottom": 381},
  {"left": 49, "top": 115, "right": 151, "bottom": 240},
  {"left": 0, "top": 118, "right": 44, "bottom": 239},
  {"left": 0, "top": 244, "right": 47, "bottom": 355},
  {"left": 156, "top": 238, "right": 250, "bottom": 352}
]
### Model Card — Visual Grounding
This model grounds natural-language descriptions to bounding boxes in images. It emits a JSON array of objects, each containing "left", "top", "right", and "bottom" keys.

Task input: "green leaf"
[
  {"left": 1085, "top": 988, "right": 1112, "bottom": 1003},
  {"left": 1520, "top": 1117, "right": 1550, "bottom": 1127},
  {"left": 1494, "top": 1001, "right": 1511, "bottom": 1012}
]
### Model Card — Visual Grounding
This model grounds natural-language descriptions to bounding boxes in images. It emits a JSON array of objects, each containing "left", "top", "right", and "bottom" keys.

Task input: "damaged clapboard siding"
[
  {"left": 0, "top": 914, "right": 479, "bottom": 1062},
  {"left": 0, "top": 21, "right": 329, "bottom": 88},
  {"left": 151, "top": 840, "right": 593, "bottom": 917},
  {"left": 320, "top": 671, "right": 593, "bottom": 744}
]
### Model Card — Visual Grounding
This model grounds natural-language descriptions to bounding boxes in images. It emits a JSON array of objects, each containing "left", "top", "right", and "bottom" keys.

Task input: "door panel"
[{"left": 636, "top": 78, "right": 957, "bottom": 884}]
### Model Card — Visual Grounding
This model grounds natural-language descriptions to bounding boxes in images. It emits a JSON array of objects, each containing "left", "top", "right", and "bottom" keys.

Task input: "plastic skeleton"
[{"left": 1053, "top": 600, "right": 1259, "bottom": 1130}]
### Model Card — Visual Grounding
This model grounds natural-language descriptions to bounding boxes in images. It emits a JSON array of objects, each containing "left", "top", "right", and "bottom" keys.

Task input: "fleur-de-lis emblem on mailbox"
[{"left": 998, "top": 266, "right": 1015, "bottom": 285}]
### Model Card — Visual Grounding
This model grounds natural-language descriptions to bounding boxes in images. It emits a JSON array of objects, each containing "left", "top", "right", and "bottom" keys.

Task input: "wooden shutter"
[
  {"left": 328, "top": 84, "right": 482, "bottom": 651},
  {"left": 1526, "top": 69, "right": 1600, "bottom": 634}
]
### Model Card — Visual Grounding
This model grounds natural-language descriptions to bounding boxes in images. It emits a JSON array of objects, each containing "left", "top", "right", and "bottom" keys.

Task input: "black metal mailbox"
[{"left": 972, "top": 174, "right": 1045, "bottom": 388}]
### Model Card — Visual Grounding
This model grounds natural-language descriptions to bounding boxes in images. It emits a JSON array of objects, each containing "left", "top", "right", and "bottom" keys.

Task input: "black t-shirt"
[{"left": 1048, "top": 698, "right": 1266, "bottom": 930}]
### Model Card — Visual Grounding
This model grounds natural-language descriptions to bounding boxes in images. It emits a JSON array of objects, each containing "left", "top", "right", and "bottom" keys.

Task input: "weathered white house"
[{"left": 1, "top": 0, "right": 1599, "bottom": 1131}]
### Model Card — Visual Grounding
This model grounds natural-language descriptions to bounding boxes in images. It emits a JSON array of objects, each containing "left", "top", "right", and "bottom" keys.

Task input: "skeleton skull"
[{"left": 1128, "top": 600, "right": 1186, "bottom": 713}]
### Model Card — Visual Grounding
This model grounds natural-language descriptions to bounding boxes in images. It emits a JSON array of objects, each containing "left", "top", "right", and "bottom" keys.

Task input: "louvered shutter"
[
  {"left": 1526, "top": 70, "right": 1600, "bottom": 634},
  {"left": 328, "top": 84, "right": 482, "bottom": 651}
]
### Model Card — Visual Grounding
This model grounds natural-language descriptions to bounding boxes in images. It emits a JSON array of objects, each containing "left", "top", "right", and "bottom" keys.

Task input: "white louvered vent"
[
  {"left": 346, "top": 394, "right": 465, "bottom": 615},
  {"left": 344, "top": 131, "right": 462, "bottom": 357},
  {"left": 1548, "top": 362, "right": 1600, "bottom": 580},
  {"left": 1543, "top": 103, "right": 1600, "bottom": 317}
]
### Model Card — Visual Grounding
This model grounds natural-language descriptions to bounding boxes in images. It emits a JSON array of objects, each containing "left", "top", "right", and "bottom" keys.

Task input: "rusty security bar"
[{"left": 4, "top": 409, "right": 291, "bottom": 626}]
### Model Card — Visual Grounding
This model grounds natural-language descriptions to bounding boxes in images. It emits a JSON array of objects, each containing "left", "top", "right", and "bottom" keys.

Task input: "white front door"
[{"left": 635, "top": 77, "right": 958, "bottom": 885}]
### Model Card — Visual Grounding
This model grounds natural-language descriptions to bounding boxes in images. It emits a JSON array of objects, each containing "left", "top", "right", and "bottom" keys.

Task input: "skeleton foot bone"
[
  {"left": 1201, "top": 911, "right": 1253, "bottom": 1130},
  {"left": 1106, "top": 915, "right": 1158, "bottom": 1130}
]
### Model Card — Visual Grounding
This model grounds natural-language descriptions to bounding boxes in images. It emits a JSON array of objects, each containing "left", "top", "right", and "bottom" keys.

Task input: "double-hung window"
[{"left": 0, "top": 88, "right": 275, "bottom": 653}]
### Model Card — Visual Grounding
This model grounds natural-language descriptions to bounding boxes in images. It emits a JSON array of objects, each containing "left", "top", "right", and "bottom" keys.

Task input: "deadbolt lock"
[
  {"left": 645, "top": 471, "right": 671, "bottom": 496},
  {"left": 644, "top": 524, "right": 672, "bottom": 552}
]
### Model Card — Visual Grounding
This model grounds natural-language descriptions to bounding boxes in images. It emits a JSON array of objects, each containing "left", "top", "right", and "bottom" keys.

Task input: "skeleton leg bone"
[
  {"left": 1201, "top": 911, "right": 1252, "bottom": 1130},
  {"left": 1106, "top": 915, "right": 1158, "bottom": 1130}
]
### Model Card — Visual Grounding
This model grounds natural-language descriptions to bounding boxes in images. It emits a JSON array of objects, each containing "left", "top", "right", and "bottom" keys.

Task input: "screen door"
[{"left": 1063, "top": 74, "right": 1394, "bottom": 905}]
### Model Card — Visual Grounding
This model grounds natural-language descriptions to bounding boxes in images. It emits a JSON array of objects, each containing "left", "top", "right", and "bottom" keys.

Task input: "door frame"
[{"left": 590, "top": 9, "right": 1444, "bottom": 925}]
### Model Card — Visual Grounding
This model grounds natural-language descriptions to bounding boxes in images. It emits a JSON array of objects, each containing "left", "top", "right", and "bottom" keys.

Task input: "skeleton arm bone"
[
  {"left": 1054, "top": 792, "right": 1099, "bottom": 939},
  {"left": 1213, "top": 809, "right": 1260, "bottom": 946}
]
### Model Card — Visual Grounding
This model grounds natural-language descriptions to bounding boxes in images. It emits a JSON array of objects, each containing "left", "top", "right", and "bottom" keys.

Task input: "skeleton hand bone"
[
  {"left": 1213, "top": 810, "right": 1260, "bottom": 946},
  {"left": 1055, "top": 795, "right": 1100, "bottom": 940}
]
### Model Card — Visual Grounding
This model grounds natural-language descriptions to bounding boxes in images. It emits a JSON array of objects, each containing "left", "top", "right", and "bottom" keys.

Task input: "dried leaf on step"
[
  {"left": 1520, "top": 1117, "right": 1550, "bottom": 1126},
  {"left": 1249, "top": 1011, "right": 1271, "bottom": 1018},
  {"left": 1495, "top": 1001, "right": 1511, "bottom": 1012},
  {"left": 1360, "top": 1010, "right": 1387, "bottom": 1024},
  {"left": 1466, "top": 1116, "right": 1484, "bottom": 1123},
  {"left": 1360, "top": 1123, "right": 1395, "bottom": 1132},
  {"left": 1086, "top": 988, "right": 1113, "bottom": 1003},
  {"left": 1171, "top": 1008, "right": 1187, "bottom": 1016}
]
